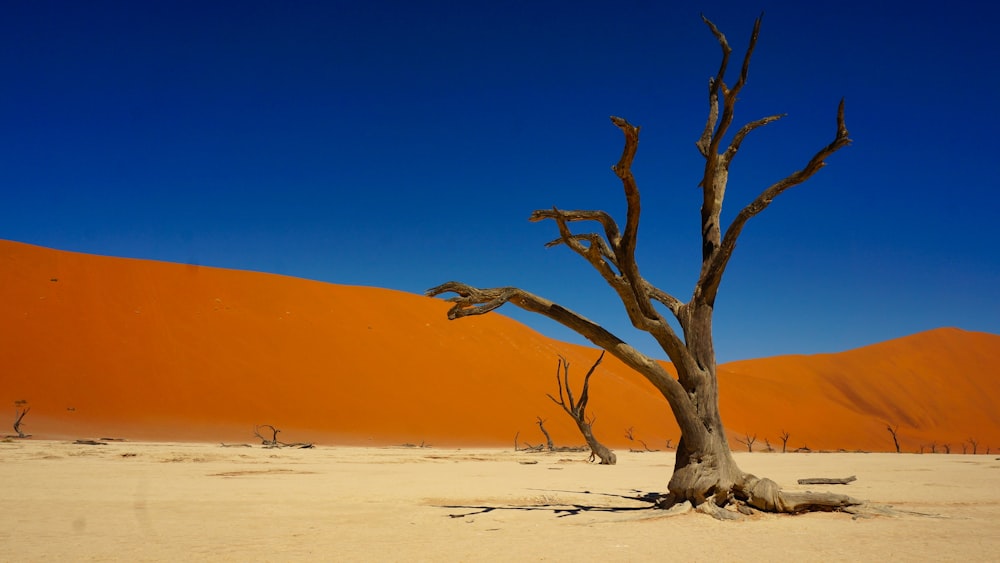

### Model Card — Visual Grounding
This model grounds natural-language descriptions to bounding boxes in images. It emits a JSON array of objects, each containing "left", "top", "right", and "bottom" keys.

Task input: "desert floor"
[{"left": 1, "top": 439, "right": 998, "bottom": 561}]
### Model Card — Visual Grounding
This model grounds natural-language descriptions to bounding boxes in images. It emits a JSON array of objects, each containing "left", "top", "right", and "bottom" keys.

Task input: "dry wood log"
[{"left": 798, "top": 475, "right": 857, "bottom": 485}]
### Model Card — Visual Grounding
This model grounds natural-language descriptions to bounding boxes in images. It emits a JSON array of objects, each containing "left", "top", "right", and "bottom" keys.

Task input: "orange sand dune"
[
  {"left": 2, "top": 240, "right": 998, "bottom": 452},
  {"left": 718, "top": 328, "right": 1000, "bottom": 452}
]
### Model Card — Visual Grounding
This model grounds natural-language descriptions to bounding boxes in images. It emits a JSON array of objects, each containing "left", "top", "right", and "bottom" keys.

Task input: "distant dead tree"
[
  {"left": 736, "top": 433, "right": 757, "bottom": 453},
  {"left": 886, "top": 424, "right": 901, "bottom": 453},
  {"left": 623, "top": 426, "right": 656, "bottom": 453},
  {"left": 929, "top": 442, "right": 937, "bottom": 454},
  {"left": 13, "top": 400, "right": 30, "bottom": 438},
  {"left": 254, "top": 424, "right": 281, "bottom": 446},
  {"left": 252, "top": 424, "right": 314, "bottom": 449},
  {"left": 763, "top": 438, "right": 774, "bottom": 453},
  {"left": 535, "top": 417, "right": 555, "bottom": 451},
  {"left": 546, "top": 352, "right": 617, "bottom": 464},
  {"left": 780, "top": 430, "right": 791, "bottom": 453},
  {"left": 427, "top": 14, "right": 857, "bottom": 516},
  {"left": 968, "top": 438, "right": 978, "bottom": 455},
  {"left": 943, "top": 443, "right": 951, "bottom": 454}
]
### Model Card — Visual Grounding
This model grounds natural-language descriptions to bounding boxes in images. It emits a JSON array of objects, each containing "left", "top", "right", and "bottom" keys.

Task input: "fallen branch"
[{"left": 797, "top": 475, "right": 857, "bottom": 485}]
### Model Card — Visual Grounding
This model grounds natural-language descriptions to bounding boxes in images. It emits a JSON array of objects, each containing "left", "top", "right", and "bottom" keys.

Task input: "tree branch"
[
  {"left": 696, "top": 15, "right": 764, "bottom": 267},
  {"left": 695, "top": 15, "right": 731, "bottom": 158},
  {"left": 519, "top": 117, "right": 692, "bottom": 370},
  {"left": 699, "top": 14, "right": 762, "bottom": 157},
  {"left": 530, "top": 208, "right": 621, "bottom": 248},
  {"left": 642, "top": 280, "right": 684, "bottom": 317},
  {"left": 723, "top": 113, "right": 784, "bottom": 164},
  {"left": 697, "top": 99, "right": 851, "bottom": 305},
  {"left": 609, "top": 116, "right": 661, "bottom": 325},
  {"left": 533, "top": 208, "right": 621, "bottom": 278},
  {"left": 426, "top": 282, "right": 691, "bottom": 417},
  {"left": 576, "top": 350, "right": 605, "bottom": 414},
  {"left": 546, "top": 356, "right": 576, "bottom": 415}
]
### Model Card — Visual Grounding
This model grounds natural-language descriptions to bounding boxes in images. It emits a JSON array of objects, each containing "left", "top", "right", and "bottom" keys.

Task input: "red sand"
[{"left": 2, "top": 239, "right": 998, "bottom": 452}]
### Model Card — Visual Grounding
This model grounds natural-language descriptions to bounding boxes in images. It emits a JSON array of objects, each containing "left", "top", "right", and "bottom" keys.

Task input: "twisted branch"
[{"left": 426, "top": 282, "right": 692, "bottom": 422}]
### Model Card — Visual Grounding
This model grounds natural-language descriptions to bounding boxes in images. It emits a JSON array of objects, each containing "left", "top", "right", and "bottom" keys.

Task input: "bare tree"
[
  {"left": 780, "top": 430, "right": 791, "bottom": 453},
  {"left": 13, "top": 400, "right": 30, "bottom": 438},
  {"left": 252, "top": 424, "right": 313, "bottom": 449},
  {"left": 968, "top": 438, "right": 978, "bottom": 455},
  {"left": 535, "top": 417, "right": 555, "bottom": 451},
  {"left": 547, "top": 352, "right": 617, "bottom": 464},
  {"left": 943, "top": 443, "right": 951, "bottom": 454},
  {"left": 886, "top": 424, "right": 901, "bottom": 453},
  {"left": 254, "top": 424, "right": 281, "bottom": 447},
  {"left": 736, "top": 433, "right": 757, "bottom": 453},
  {"left": 427, "top": 14, "right": 857, "bottom": 515}
]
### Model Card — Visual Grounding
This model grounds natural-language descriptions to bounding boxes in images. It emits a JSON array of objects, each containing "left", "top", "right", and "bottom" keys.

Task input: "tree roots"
[{"left": 656, "top": 473, "right": 865, "bottom": 520}]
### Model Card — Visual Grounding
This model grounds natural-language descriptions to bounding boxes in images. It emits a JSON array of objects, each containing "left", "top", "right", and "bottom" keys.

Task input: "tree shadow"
[{"left": 439, "top": 488, "right": 666, "bottom": 519}]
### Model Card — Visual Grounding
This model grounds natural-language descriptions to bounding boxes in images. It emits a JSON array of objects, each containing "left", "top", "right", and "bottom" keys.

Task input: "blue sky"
[{"left": 2, "top": 1, "right": 998, "bottom": 362}]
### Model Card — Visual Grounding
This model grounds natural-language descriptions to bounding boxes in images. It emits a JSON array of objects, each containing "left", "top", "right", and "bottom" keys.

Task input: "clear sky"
[{"left": 2, "top": 1, "right": 998, "bottom": 363}]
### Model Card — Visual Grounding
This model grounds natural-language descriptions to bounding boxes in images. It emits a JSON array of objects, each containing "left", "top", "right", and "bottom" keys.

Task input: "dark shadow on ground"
[{"left": 438, "top": 489, "right": 666, "bottom": 518}]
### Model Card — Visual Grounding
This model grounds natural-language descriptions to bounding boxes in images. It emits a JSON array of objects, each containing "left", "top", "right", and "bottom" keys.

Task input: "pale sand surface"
[{"left": 2, "top": 440, "right": 999, "bottom": 561}]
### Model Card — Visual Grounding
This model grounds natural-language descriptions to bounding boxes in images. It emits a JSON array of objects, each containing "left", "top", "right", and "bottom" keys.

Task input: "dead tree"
[
  {"left": 620, "top": 426, "right": 651, "bottom": 452},
  {"left": 13, "top": 404, "right": 30, "bottom": 438},
  {"left": 427, "top": 14, "right": 857, "bottom": 516},
  {"left": 535, "top": 417, "right": 555, "bottom": 451},
  {"left": 252, "top": 425, "right": 313, "bottom": 449},
  {"left": 736, "top": 433, "right": 757, "bottom": 453},
  {"left": 780, "top": 430, "right": 791, "bottom": 453},
  {"left": 254, "top": 424, "right": 281, "bottom": 447},
  {"left": 968, "top": 438, "right": 978, "bottom": 455},
  {"left": 886, "top": 424, "right": 901, "bottom": 453},
  {"left": 546, "top": 352, "right": 617, "bottom": 464}
]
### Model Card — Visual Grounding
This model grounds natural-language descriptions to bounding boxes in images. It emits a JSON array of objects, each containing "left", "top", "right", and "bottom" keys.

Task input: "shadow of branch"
[{"left": 438, "top": 488, "right": 666, "bottom": 519}]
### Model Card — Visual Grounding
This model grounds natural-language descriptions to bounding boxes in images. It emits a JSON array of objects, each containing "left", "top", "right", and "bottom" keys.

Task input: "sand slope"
[
  {"left": 719, "top": 329, "right": 1000, "bottom": 452},
  {"left": 2, "top": 239, "right": 998, "bottom": 451}
]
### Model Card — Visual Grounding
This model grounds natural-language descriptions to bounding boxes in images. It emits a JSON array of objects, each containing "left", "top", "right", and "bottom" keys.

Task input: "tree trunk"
[
  {"left": 665, "top": 356, "right": 745, "bottom": 505},
  {"left": 577, "top": 420, "right": 616, "bottom": 465},
  {"left": 536, "top": 417, "right": 555, "bottom": 451}
]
